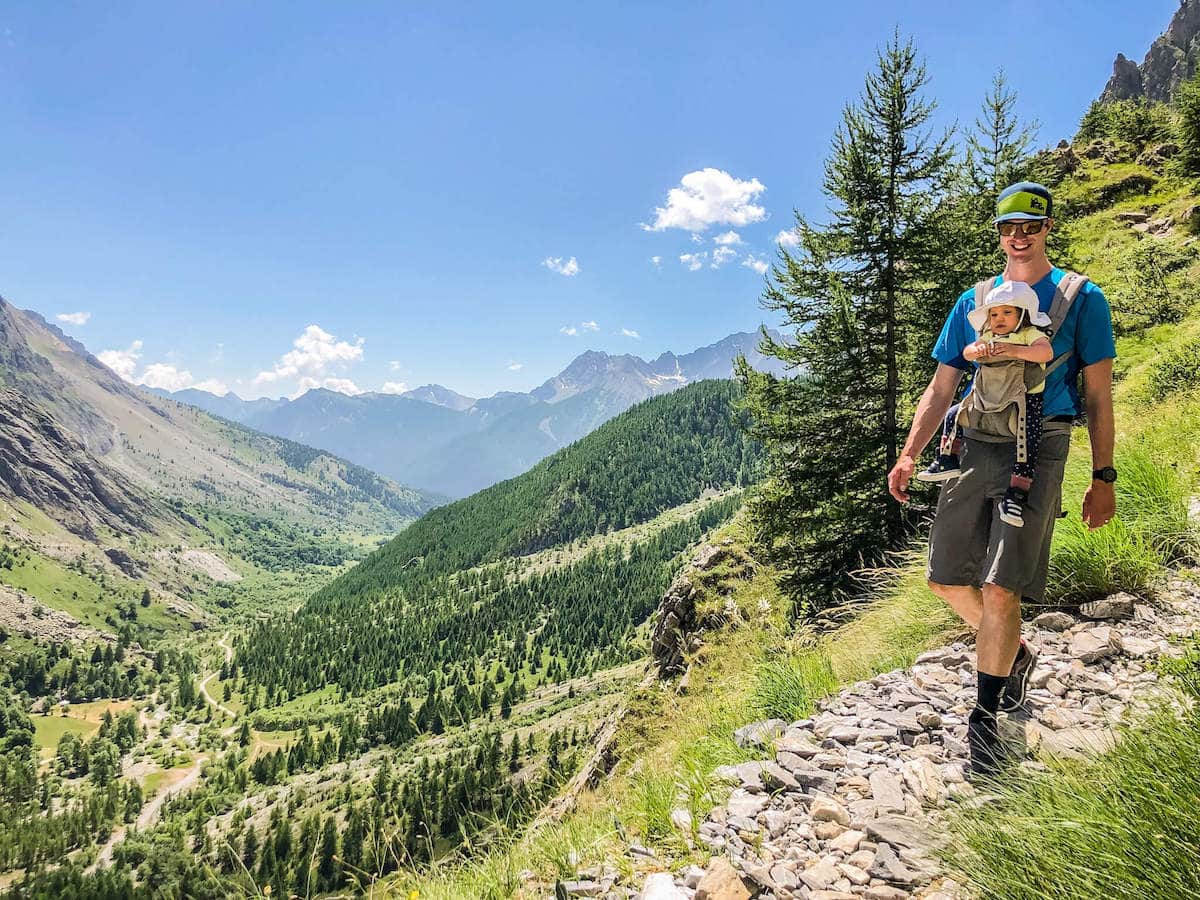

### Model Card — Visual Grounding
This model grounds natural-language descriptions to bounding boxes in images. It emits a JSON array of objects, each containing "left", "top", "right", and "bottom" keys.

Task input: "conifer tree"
[{"left": 737, "top": 33, "right": 952, "bottom": 610}]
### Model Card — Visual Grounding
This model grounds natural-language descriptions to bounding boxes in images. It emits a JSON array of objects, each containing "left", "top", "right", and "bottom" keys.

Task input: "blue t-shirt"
[{"left": 932, "top": 268, "right": 1116, "bottom": 417}]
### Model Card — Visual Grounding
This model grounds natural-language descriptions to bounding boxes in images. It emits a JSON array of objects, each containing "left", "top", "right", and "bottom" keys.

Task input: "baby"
[{"left": 919, "top": 281, "right": 1054, "bottom": 527}]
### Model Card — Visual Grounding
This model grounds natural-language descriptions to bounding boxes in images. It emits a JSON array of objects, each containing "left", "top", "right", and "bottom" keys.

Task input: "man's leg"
[
  {"left": 927, "top": 581, "right": 982, "bottom": 629},
  {"left": 977, "top": 582, "right": 1022, "bottom": 676}
]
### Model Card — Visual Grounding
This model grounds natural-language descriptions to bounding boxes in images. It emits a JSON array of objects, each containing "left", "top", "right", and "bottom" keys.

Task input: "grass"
[
  {"left": 943, "top": 649, "right": 1200, "bottom": 900},
  {"left": 32, "top": 715, "right": 98, "bottom": 760}
]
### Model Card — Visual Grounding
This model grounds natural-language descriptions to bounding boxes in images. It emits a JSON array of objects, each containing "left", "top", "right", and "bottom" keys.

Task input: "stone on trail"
[
  {"left": 725, "top": 788, "right": 768, "bottom": 819},
  {"left": 868, "top": 770, "right": 906, "bottom": 812},
  {"left": 799, "top": 861, "right": 842, "bottom": 890},
  {"left": 691, "top": 859, "right": 744, "bottom": 900},
  {"left": 828, "top": 828, "right": 866, "bottom": 853},
  {"left": 1070, "top": 626, "right": 1123, "bottom": 663},
  {"left": 733, "top": 719, "right": 786, "bottom": 748},
  {"left": 809, "top": 891, "right": 859, "bottom": 900},
  {"left": 811, "top": 795, "right": 851, "bottom": 826},
  {"left": 869, "top": 842, "right": 920, "bottom": 886},
  {"left": 1032, "top": 610, "right": 1075, "bottom": 631},
  {"left": 1080, "top": 592, "right": 1136, "bottom": 621},
  {"left": 863, "top": 815, "right": 930, "bottom": 851},
  {"left": 864, "top": 887, "right": 912, "bottom": 900},
  {"left": 639, "top": 872, "right": 687, "bottom": 900}
]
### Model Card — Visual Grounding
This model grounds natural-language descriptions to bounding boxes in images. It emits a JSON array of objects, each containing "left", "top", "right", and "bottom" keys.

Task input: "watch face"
[{"left": 1095, "top": 467, "right": 1117, "bottom": 483}]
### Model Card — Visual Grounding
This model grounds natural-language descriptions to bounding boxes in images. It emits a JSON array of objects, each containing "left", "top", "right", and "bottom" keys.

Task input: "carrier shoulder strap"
[
  {"left": 1025, "top": 271, "right": 1090, "bottom": 391},
  {"left": 973, "top": 278, "right": 994, "bottom": 336}
]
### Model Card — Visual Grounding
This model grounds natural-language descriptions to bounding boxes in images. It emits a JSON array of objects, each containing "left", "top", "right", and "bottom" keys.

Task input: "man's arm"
[
  {"left": 1081, "top": 358, "right": 1116, "bottom": 530},
  {"left": 887, "top": 363, "right": 964, "bottom": 503}
]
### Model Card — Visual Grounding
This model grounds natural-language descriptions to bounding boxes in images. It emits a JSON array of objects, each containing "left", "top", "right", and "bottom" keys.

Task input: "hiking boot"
[
  {"left": 1000, "top": 643, "right": 1038, "bottom": 713},
  {"left": 917, "top": 454, "right": 962, "bottom": 483},
  {"left": 967, "top": 707, "right": 1005, "bottom": 780},
  {"left": 998, "top": 488, "right": 1027, "bottom": 527}
]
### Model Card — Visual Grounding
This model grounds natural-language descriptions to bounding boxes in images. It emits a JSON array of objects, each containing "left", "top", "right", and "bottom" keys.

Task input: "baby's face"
[{"left": 987, "top": 304, "right": 1020, "bottom": 335}]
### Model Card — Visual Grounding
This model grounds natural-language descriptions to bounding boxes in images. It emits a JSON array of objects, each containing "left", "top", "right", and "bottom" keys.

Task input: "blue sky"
[{"left": 0, "top": 1, "right": 1175, "bottom": 399}]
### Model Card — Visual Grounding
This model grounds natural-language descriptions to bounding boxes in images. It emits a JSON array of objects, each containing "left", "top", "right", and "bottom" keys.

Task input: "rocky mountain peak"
[{"left": 1101, "top": 0, "right": 1200, "bottom": 101}]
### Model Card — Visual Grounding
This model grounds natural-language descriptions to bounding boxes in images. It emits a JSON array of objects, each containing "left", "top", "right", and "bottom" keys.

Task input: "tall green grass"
[
  {"left": 751, "top": 649, "right": 838, "bottom": 722},
  {"left": 1045, "top": 440, "right": 1197, "bottom": 604},
  {"left": 944, "top": 658, "right": 1200, "bottom": 900}
]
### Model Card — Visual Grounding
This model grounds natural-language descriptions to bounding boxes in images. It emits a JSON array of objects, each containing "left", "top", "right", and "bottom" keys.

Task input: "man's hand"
[
  {"left": 1082, "top": 481, "right": 1116, "bottom": 530},
  {"left": 888, "top": 455, "right": 917, "bottom": 503}
]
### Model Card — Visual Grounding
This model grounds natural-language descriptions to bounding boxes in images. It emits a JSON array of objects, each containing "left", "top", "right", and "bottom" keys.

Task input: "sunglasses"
[{"left": 997, "top": 219, "right": 1049, "bottom": 237}]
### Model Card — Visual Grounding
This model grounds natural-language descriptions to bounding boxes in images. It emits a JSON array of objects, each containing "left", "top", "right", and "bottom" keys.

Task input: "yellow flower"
[
  {"left": 408, "top": 892, "right": 420, "bottom": 900},
  {"left": 263, "top": 887, "right": 272, "bottom": 897}
]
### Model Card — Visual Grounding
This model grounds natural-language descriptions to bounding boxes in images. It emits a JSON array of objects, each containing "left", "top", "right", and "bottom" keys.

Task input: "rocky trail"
[{"left": 555, "top": 575, "right": 1200, "bottom": 900}]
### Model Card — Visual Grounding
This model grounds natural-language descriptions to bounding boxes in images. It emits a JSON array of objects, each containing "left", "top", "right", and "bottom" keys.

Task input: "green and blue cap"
[{"left": 993, "top": 181, "right": 1053, "bottom": 223}]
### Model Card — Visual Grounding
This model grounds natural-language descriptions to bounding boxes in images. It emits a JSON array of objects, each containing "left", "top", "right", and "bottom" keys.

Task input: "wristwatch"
[{"left": 1092, "top": 466, "right": 1118, "bottom": 483}]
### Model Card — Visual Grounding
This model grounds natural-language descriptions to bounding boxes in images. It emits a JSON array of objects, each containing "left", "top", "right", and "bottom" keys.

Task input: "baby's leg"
[
  {"left": 940, "top": 402, "right": 963, "bottom": 456},
  {"left": 1010, "top": 393, "right": 1044, "bottom": 491}
]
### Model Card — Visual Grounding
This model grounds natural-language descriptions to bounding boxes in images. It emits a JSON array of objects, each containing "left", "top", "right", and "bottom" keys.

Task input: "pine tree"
[{"left": 737, "top": 33, "right": 952, "bottom": 610}]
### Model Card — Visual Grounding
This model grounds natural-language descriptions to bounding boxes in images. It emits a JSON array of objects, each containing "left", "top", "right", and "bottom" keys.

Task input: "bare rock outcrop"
[
  {"left": 0, "top": 389, "right": 152, "bottom": 539},
  {"left": 1101, "top": 0, "right": 1200, "bottom": 102},
  {"left": 652, "top": 539, "right": 756, "bottom": 677}
]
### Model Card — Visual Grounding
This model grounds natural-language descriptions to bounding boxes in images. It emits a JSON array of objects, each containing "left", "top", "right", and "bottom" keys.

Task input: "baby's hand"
[{"left": 988, "top": 341, "right": 1010, "bottom": 357}]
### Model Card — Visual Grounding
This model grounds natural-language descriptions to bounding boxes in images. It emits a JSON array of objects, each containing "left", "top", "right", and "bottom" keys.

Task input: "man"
[{"left": 887, "top": 181, "right": 1117, "bottom": 776}]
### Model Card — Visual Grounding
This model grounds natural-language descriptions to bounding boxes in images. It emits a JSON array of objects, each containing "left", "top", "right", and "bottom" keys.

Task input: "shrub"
[
  {"left": 1175, "top": 70, "right": 1200, "bottom": 174},
  {"left": 1106, "top": 240, "right": 1195, "bottom": 334},
  {"left": 1077, "top": 98, "right": 1176, "bottom": 150},
  {"left": 1148, "top": 336, "right": 1200, "bottom": 400}
]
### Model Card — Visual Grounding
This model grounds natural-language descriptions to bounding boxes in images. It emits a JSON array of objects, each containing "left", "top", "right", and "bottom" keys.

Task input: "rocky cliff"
[{"left": 1102, "top": 0, "right": 1200, "bottom": 101}]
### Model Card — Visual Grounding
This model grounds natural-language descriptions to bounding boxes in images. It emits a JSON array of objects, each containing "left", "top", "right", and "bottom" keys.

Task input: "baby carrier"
[{"left": 954, "top": 271, "right": 1089, "bottom": 463}]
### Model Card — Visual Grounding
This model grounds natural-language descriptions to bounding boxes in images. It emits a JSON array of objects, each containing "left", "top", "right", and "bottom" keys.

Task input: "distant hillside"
[
  {"left": 319, "top": 378, "right": 761, "bottom": 595},
  {"left": 0, "top": 296, "right": 440, "bottom": 543},
  {"left": 165, "top": 330, "right": 784, "bottom": 498},
  {"left": 235, "top": 379, "right": 761, "bottom": 695}
]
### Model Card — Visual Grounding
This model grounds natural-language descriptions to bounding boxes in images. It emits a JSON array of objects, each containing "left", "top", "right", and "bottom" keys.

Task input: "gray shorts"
[{"left": 926, "top": 429, "right": 1071, "bottom": 601}]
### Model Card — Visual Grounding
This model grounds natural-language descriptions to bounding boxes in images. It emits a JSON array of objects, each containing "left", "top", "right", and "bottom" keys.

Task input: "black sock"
[{"left": 976, "top": 671, "right": 1007, "bottom": 716}]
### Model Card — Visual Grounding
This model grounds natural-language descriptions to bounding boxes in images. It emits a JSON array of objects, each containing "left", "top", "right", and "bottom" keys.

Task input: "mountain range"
[
  {"left": 158, "top": 330, "right": 784, "bottom": 498},
  {"left": 0, "top": 294, "right": 439, "bottom": 577}
]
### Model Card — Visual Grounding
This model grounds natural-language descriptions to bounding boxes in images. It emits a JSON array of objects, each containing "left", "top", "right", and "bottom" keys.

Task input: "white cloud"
[
  {"left": 542, "top": 256, "right": 580, "bottom": 277},
  {"left": 98, "top": 340, "right": 227, "bottom": 395},
  {"left": 680, "top": 252, "right": 706, "bottom": 272},
  {"left": 643, "top": 168, "right": 767, "bottom": 232},
  {"left": 560, "top": 325, "right": 579, "bottom": 336},
  {"left": 295, "top": 376, "right": 362, "bottom": 398},
  {"left": 192, "top": 379, "right": 229, "bottom": 395},
  {"left": 139, "top": 363, "right": 197, "bottom": 392},
  {"left": 98, "top": 341, "right": 143, "bottom": 381},
  {"left": 690, "top": 233, "right": 704, "bottom": 244},
  {"left": 380, "top": 381, "right": 410, "bottom": 395},
  {"left": 507, "top": 361, "right": 524, "bottom": 371},
  {"left": 581, "top": 320, "right": 599, "bottom": 332},
  {"left": 56, "top": 311, "right": 91, "bottom": 326},
  {"left": 711, "top": 246, "right": 737, "bottom": 268},
  {"left": 389, "top": 360, "right": 402, "bottom": 372},
  {"left": 775, "top": 228, "right": 800, "bottom": 247},
  {"left": 620, "top": 328, "right": 641, "bottom": 339},
  {"left": 253, "top": 325, "right": 364, "bottom": 387},
  {"left": 650, "top": 255, "right": 662, "bottom": 268},
  {"left": 713, "top": 230, "right": 743, "bottom": 246},
  {"left": 742, "top": 254, "right": 769, "bottom": 275}
]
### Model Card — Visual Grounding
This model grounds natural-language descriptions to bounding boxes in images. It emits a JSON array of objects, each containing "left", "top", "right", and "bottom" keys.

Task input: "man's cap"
[
  {"left": 968, "top": 280, "right": 1051, "bottom": 331},
  {"left": 994, "top": 182, "right": 1053, "bottom": 223}
]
